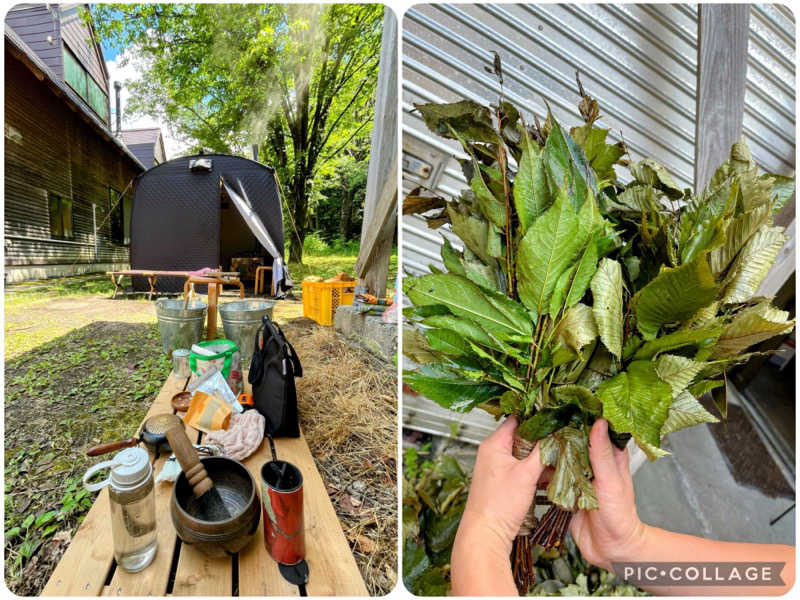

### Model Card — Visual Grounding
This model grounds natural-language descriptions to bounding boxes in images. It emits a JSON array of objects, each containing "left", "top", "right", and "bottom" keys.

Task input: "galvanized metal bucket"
[
  {"left": 218, "top": 300, "right": 275, "bottom": 364},
  {"left": 154, "top": 299, "right": 207, "bottom": 355}
]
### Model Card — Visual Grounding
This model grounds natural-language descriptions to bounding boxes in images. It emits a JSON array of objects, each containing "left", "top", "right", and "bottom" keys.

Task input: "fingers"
[
  {"left": 481, "top": 415, "right": 517, "bottom": 454},
  {"left": 613, "top": 444, "right": 630, "bottom": 474},
  {"left": 588, "top": 419, "right": 623, "bottom": 488}
]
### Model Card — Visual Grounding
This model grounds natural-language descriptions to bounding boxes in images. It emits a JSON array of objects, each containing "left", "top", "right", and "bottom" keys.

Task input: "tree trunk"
[
  {"left": 288, "top": 173, "right": 308, "bottom": 264},
  {"left": 339, "top": 185, "right": 354, "bottom": 239}
]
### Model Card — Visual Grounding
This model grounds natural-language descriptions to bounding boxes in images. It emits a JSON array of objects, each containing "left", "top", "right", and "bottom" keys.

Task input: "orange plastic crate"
[{"left": 301, "top": 280, "right": 356, "bottom": 326}]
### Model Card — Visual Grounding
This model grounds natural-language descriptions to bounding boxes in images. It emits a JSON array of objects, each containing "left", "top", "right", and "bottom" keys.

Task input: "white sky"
[{"left": 105, "top": 49, "right": 185, "bottom": 160}]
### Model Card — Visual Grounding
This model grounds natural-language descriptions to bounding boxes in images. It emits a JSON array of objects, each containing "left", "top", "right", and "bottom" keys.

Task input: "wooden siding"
[
  {"left": 59, "top": 4, "right": 108, "bottom": 95},
  {"left": 4, "top": 51, "right": 141, "bottom": 268},
  {"left": 5, "top": 4, "right": 62, "bottom": 79}
]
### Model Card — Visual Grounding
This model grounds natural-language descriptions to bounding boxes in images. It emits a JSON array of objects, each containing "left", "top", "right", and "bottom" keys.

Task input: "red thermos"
[{"left": 261, "top": 460, "right": 305, "bottom": 565}]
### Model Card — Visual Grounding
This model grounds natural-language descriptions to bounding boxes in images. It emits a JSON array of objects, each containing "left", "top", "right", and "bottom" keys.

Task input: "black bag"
[{"left": 248, "top": 316, "right": 302, "bottom": 437}]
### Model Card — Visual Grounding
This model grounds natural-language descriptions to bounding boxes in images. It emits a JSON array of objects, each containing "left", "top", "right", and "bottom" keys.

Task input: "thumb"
[{"left": 588, "top": 419, "right": 622, "bottom": 488}]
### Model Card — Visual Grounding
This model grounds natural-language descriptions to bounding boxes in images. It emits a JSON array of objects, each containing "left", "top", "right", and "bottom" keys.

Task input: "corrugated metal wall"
[{"left": 401, "top": 3, "right": 796, "bottom": 441}]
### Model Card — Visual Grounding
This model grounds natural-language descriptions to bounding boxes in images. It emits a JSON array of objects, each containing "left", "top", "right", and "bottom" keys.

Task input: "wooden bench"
[
  {"left": 42, "top": 374, "right": 367, "bottom": 596},
  {"left": 107, "top": 270, "right": 241, "bottom": 301}
]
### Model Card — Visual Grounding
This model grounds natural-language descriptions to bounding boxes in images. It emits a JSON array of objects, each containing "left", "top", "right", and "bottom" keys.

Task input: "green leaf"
[
  {"left": 540, "top": 426, "right": 598, "bottom": 510},
  {"left": 765, "top": 173, "right": 795, "bottom": 213},
  {"left": 570, "top": 124, "right": 625, "bottom": 182},
  {"left": 41, "top": 524, "right": 60, "bottom": 537},
  {"left": 654, "top": 354, "right": 704, "bottom": 397},
  {"left": 403, "top": 327, "right": 439, "bottom": 365},
  {"left": 412, "top": 567, "right": 450, "bottom": 596},
  {"left": 405, "top": 274, "right": 529, "bottom": 336},
  {"left": 598, "top": 361, "right": 673, "bottom": 448},
  {"left": 564, "top": 238, "right": 599, "bottom": 310},
  {"left": 517, "top": 406, "right": 577, "bottom": 442},
  {"left": 514, "top": 125, "right": 550, "bottom": 232},
  {"left": 709, "top": 205, "right": 769, "bottom": 276},
  {"left": 414, "top": 100, "right": 500, "bottom": 144},
  {"left": 721, "top": 225, "right": 786, "bottom": 303},
  {"left": 461, "top": 247, "right": 506, "bottom": 293},
  {"left": 634, "top": 324, "right": 722, "bottom": 360},
  {"left": 425, "top": 329, "right": 469, "bottom": 356},
  {"left": 446, "top": 204, "right": 495, "bottom": 265},
  {"left": 440, "top": 237, "right": 465, "bottom": 277},
  {"left": 712, "top": 301, "right": 794, "bottom": 358},
  {"left": 688, "top": 379, "right": 724, "bottom": 397},
  {"left": 21, "top": 514, "right": 34, "bottom": 529},
  {"left": 403, "top": 539, "right": 431, "bottom": 591},
  {"left": 5, "top": 527, "right": 21, "bottom": 540},
  {"left": 35, "top": 511, "right": 57, "bottom": 529},
  {"left": 554, "top": 303, "right": 597, "bottom": 354},
  {"left": 551, "top": 384, "right": 601, "bottom": 415},
  {"left": 470, "top": 163, "right": 507, "bottom": 228},
  {"left": 403, "top": 365, "right": 505, "bottom": 412},
  {"left": 543, "top": 122, "right": 596, "bottom": 211},
  {"left": 590, "top": 258, "right": 623, "bottom": 358},
  {"left": 630, "top": 159, "right": 682, "bottom": 199},
  {"left": 421, "top": 314, "right": 498, "bottom": 351},
  {"left": 517, "top": 187, "right": 583, "bottom": 316},
  {"left": 634, "top": 254, "right": 717, "bottom": 340},
  {"left": 661, "top": 391, "right": 719, "bottom": 436}
]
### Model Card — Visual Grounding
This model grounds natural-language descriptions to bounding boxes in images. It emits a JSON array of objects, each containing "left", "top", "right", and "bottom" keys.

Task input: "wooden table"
[
  {"left": 107, "top": 270, "right": 241, "bottom": 301},
  {"left": 182, "top": 276, "right": 246, "bottom": 340},
  {"left": 42, "top": 374, "right": 367, "bottom": 597}
]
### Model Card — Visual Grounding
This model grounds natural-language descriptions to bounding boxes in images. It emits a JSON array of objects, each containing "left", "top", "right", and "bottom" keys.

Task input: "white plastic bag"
[{"left": 188, "top": 365, "right": 243, "bottom": 413}]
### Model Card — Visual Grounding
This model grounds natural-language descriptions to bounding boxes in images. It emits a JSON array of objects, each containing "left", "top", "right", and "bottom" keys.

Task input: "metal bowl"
[{"left": 170, "top": 456, "right": 260, "bottom": 556}]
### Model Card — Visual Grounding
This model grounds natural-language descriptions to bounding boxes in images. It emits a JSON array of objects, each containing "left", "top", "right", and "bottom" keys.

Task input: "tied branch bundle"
[{"left": 402, "top": 64, "right": 795, "bottom": 594}]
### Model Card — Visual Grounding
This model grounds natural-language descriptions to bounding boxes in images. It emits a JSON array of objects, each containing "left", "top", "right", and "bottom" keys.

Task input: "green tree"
[{"left": 92, "top": 3, "right": 383, "bottom": 262}]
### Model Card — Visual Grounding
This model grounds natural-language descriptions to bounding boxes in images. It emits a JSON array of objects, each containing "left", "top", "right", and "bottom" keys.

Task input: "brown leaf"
[
  {"left": 339, "top": 494, "right": 363, "bottom": 516},
  {"left": 355, "top": 534, "right": 376, "bottom": 554},
  {"left": 403, "top": 195, "right": 446, "bottom": 216}
]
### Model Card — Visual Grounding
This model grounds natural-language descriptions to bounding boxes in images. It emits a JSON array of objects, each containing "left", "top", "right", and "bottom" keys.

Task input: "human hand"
[
  {"left": 456, "top": 416, "right": 546, "bottom": 556},
  {"left": 569, "top": 418, "right": 648, "bottom": 572}
]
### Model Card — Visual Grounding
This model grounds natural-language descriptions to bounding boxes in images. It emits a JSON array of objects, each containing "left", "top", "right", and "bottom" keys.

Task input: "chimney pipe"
[
  {"left": 114, "top": 81, "right": 122, "bottom": 135},
  {"left": 251, "top": 144, "right": 259, "bottom": 161}
]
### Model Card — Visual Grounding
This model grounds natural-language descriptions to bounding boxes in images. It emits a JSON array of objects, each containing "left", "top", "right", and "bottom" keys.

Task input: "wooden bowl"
[
  {"left": 171, "top": 391, "right": 192, "bottom": 413},
  {"left": 170, "top": 456, "right": 261, "bottom": 556}
]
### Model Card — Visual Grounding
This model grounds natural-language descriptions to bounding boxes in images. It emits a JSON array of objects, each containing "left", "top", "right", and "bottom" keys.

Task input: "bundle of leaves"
[
  {"left": 402, "top": 75, "right": 794, "bottom": 590},
  {"left": 402, "top": 445, "right": 647, "bottom": 596}
]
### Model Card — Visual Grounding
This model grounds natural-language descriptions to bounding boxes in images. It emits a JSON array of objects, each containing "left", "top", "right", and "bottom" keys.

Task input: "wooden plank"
[
  {"left": 238, "top": 437, "right": 300, "bottom": 597},
  {"left": 356, "top": 7, "right": 398, "bottom": 296},
  {"left": 272, "top": 433, "right": 369, "bottom": 596},
  {"left": 42, "top": 375, "right": 188, "bottom": 596},
  {"left": 694, "top": 4, "right": 750, "bottom": 192},
  {"left": 41, "top": 488, "right": 115, "bottom": 596},
  {"left": 104, "top": 376, "right": 189, "bottom": 596},
  {"left": 170, "top": 551, "right": 232, "bottom": 597}
]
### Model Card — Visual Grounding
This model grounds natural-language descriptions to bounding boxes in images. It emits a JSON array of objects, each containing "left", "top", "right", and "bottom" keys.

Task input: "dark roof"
[
  {"left": 121, "top": 128, "right": 162, "bottom": 146},
  {"left": 121, "top": 128, "right": 165, "bottom": 168},
  {"left": 4, "top": 22, "right": 145, "bottom": 171}
]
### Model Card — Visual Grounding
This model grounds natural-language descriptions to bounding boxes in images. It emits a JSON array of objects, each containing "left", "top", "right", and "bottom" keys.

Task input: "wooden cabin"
[{"left": 4, "top": 4, "right": 145, "bottom": 283}]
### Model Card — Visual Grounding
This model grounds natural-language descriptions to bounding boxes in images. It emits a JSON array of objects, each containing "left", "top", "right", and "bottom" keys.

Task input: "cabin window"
[
  {"left": 49, "top": 195, "right": 73, "bottom": 240},
  {"left": 63, "top": 47, "right": 109, "bottom": 123},
  {"left": 109, "top": 187, "right": 132, "bottom": 245}
]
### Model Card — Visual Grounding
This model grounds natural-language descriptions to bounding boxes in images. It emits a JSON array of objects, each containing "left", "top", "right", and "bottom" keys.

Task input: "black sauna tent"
[{"left": 129, "top": 153, "right": 290, "bottom": 295}]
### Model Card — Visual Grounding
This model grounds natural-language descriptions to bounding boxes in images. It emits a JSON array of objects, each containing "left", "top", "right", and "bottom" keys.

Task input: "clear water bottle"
[{"left": 83, "top": 447, "right": 157, "bottom": 572}]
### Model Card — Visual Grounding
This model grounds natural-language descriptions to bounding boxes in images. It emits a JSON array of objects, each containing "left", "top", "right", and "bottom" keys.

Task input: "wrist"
[
  {"left": 608, "top": 519, "right": 651, "bottom": 566},
  {"left": 457, "top": 506, "right": 514, "bottom": 558}
]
